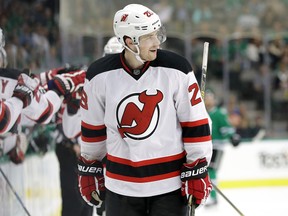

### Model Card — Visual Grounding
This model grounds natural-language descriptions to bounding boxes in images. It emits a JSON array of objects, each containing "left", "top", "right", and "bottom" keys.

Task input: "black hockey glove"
[
  {"left": 78, "top": 156, "right": 105, "bottom": 208},
  {"left": 64, "top": 93, "right": 81, "bottom": 115},
  {"left": 47, "top": 70, "right": 85, "bottom": 96},
  {"left": 12, "top": 73, "right": 40, "bottom": 108},
  {"left": 12, "top": 84, "right": 33, "bottom": 108},
  {"left": 230, "top": 133, "right": 241, "bottom": 147}
]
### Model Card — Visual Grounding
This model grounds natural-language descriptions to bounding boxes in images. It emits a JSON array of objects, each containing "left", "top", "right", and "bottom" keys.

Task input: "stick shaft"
[
  {"left": 188, "top": 42, "right": 210, "bottom": 216},
  {"left": 0, "top": 167, "right": 31, "bottom": 216},
  {"left": 188, "top": 196, "right": 196, "bottom": 216},
  {"left": 189, "top": 204, "right": 195, "bottom": 216},
  {"left": 212, "top": 182, "right": 245, "bottom": 216},
  {"left": 200, "top": 42, "right": 209, "bottom": 99}
]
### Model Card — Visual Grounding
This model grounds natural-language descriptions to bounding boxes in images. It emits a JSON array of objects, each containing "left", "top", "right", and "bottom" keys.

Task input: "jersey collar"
[{"left": 120, "top": 52, "right": 150, "bottom": 80}]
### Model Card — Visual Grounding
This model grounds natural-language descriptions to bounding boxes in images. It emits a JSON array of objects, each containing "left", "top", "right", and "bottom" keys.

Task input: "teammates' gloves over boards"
[
  {"left": 12, "top": 73, "right": 39, "bottom": 108},
  {"left": 48, "top": 70, "right": 86, "bottom": 96},
  {"left": 78, "top": 156, "right": 105, "bottom": 208},
  {"left": 7, "top": 133, "right": 28, "bottom": 164},
  {"left": 180, "top": 158, "right": 212, "bottom": 207},
  {"left": 38, "top": 65, "right": 84, "bottom": 86}
]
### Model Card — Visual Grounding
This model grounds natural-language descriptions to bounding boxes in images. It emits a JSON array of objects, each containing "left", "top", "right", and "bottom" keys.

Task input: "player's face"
[{"left": 138, "top": 30, "right": 160, "bottom": 61}]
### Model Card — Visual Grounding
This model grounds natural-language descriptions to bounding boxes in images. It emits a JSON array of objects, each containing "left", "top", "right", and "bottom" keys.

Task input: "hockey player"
[
  {"left": 52, "top": 67, "right": 94, "bottom": 216},
  {"left": 57, "top": 36, "right": 123, "bottom": 216},
  {"left": 0, "top": 28, "right": 29, "bottom": 135},
  {"left": 0, "top": 71, "right": 37, "bottom": 163},
  {"left": 204, "top": 89, "right": 241, "bottom": 206},
  {"left": 78, "top": 4, "right": 212, "bottom": 216},
  {"left": 62, "top": 36, "right": 123, "bottom": 140}
]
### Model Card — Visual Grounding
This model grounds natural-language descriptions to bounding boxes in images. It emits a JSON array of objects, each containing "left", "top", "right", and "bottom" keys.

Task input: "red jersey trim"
[
  {"left": 107, "top": 151, "right": 186, "bottom": 167},
  {"left": 81, "top": 135, "right": 107, "bottom": 142},
  {"left": 81, "top": 121, "right": 106, "bottom": 130},
  {"left": 180, "top": 118, "right": 209, "bottom": 127},
  {"left": 106, "top": 170, "right": 180, "bottom": 183},
  {"left": 0, "top": 102, "right": 11, "bottom": 133},
  {"left": 183, "top": 135, "right": 211, "bottom": 143}
]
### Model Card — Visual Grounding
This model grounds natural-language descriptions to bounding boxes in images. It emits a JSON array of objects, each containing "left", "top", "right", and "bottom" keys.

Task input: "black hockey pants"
[
  {"left": 105, "top": 188, "right": 188, "bottom": 216},
  {"left": 55, "top": 142, "right": 93, "bottom": 216}
]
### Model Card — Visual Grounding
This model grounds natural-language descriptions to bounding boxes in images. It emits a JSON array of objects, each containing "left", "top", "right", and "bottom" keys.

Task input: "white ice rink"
[{"left": 196, "top": 186, "right": 288, "bottom": 216}]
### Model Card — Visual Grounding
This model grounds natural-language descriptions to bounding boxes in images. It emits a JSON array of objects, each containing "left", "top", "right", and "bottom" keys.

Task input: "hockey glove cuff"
[{"left": 181, "top": 158, "right": 212, "bottom": 207}]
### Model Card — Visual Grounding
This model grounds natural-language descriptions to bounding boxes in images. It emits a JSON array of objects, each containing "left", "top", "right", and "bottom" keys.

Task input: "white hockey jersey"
[
  {"left": 0, "top": 68, "right": 61, "bottom": 134},
  {"left": 80, "top": 49, "right": 212, "bottom": 197}
]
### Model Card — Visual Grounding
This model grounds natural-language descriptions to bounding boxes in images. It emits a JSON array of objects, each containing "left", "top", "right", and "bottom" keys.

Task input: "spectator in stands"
[
  {"left": 252, "top": 63, "right": 269, "bottom": 110},
  {"left": 274, "top": 50, "right": 288, "bottom": 95},
  {"left": 191, "top": 1, "right": 212, "bottom": 24},
  {"left": 1, "top": 0, "right": 60, "bottom": 70},
  {"left": 268, "top": 37, "right": 285, "bottom": 70},
  {"left": 152, "top": 0, "right": 174, "bottom": 24}
]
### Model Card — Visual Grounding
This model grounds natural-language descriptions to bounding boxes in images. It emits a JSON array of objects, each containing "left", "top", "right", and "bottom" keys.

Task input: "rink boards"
[{"left": 0, "top": 139, "right": 288, "bottom": 216}]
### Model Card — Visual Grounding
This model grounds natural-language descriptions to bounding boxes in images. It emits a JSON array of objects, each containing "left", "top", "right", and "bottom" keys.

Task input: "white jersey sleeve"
[
  {"left": 22, "top": 89, "right": 62, "bottom": 124},
  {"left": 0, "top": 133, "right": 18, "bottom": 155},
  {"left": 175, "top": 71, "right": 212, "bottom": 164},
  {"left": 62, "top": 104, "right": 81, "bottom": 139},
  {"left": 80, "top": 78, "right": 107, "bottom": 161},
  {"left": 0, "top": 98, "right": 23, "bottom": 134}
]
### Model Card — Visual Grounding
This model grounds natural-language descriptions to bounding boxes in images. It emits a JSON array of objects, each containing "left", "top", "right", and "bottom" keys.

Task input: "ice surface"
[{"left": 196, "top": 186, "right": 288, "bottom": 216}]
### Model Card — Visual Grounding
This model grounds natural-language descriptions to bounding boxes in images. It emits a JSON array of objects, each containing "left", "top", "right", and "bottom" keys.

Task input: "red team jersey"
[{"left": 80, "top": 49, "right": 212, "bottom": 197}]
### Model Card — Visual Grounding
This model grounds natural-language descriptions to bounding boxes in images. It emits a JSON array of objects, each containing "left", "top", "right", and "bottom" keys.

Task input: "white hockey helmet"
[
  {"left": 103, "top": 36, "right": 124, "bottom": 55},
  {"left": 113, "top": 4, "right": 166, "bottom": 46}
]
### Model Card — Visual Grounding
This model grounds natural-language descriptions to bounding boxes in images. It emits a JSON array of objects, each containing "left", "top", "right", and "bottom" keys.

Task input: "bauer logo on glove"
[
  {"left": 78, "top": 156, "right": 105, "bottom": 208},
  {"left": 78, "top": 163, "right": 103, "bottom": 175},
  {"left": 180, "top": 159, "right": 208, "bottom": 181}
]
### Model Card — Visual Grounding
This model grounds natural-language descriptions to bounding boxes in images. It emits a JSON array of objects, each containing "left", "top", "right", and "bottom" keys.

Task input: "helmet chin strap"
[{"left": 124, "top": 44, "right": 145, "bottom": 65}]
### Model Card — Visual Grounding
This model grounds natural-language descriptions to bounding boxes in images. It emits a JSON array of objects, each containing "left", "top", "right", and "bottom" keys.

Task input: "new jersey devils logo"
[{"left": 117, "top": 90, "right": 163, "bottom": 140}]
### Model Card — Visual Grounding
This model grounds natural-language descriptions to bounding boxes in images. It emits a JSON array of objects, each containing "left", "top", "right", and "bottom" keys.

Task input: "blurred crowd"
[
  {"left": 1, "top": 0, "right": 288, "bottom": 141},
  {"left": 0, "top": 0, "right": 60, "bottom": 71}
]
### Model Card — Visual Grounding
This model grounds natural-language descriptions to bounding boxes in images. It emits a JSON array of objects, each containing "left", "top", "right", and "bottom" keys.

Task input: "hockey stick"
[
  {"left": 188, "top": 42, "right": 210, "bottom": 216},
  {"left": 200, "top": 42, "right": 209, "bottom": 100},
  {"left": 197, "top": 42, "right": 244, "bottom": 216},
  {"left": 212, "top": 182, "right": 245, "bottom": 216},
  {"left": 197, "top": 41, "right": 245, "bottom": 216},
  {"left": 188, "top": 196, "right": 196, "bottom": 216},
  {"left": 0, "top": 167, "right": 31, "bottom": 216}
]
